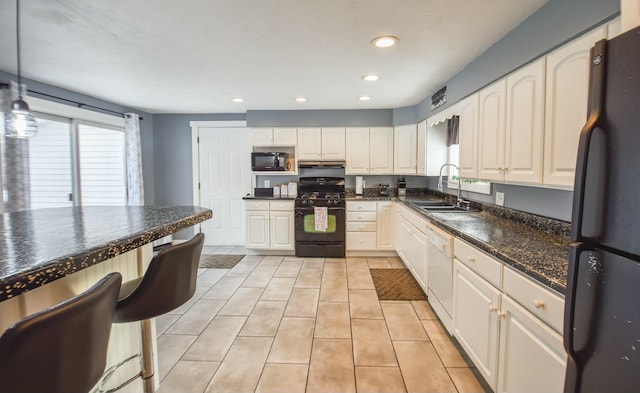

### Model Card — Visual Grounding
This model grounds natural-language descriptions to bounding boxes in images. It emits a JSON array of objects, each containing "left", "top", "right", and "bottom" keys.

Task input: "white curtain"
[
  {"left": 124, "top": 112, "right": 144, "bottom": 205},
  {"left": 0, "top": 81, "right": 31, "bottom": 212}
]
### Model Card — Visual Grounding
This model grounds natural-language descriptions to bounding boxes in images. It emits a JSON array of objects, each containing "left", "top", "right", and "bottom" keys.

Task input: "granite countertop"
[
  {"left": 400, "top": 199, "right": 570, "bottom": 294},
  {"left": 0, "top": 205, "right": 212, "bottom": 302}
]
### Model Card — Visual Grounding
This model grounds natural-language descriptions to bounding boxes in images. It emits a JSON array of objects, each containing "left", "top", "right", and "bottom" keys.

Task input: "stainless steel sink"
[{"left": 411, "top": 201, "right": 478, "bottom": 212}]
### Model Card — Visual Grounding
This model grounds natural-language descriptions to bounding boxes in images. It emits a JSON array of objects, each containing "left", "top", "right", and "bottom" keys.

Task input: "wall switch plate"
[
  {"left": 264, "top": 180, "right": 270, "bottom": 188},
  {"left": 496, "top": 192, "right": 505, "bottom": 206}
]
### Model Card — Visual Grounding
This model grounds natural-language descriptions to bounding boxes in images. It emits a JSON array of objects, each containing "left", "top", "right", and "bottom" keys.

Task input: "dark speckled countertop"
[
  {"left": 399, "top": 198, "right": 570, "bottom": 294},
  {"left": 0, "top": 206, "right": 212, "bottom": 302}
]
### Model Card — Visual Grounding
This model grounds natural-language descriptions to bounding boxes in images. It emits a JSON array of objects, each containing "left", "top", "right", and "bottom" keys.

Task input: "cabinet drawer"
[
  {"left": 503, "top": 266, "right": 564, "bottom": 333},
  {"left": 454, "top": 239, "right": 503, "bottom": 288},
  {"left": 347, "top": 222, "right": 377, "bottom": 232},
  {"left": 245, "top": 200, "right": 270, "bottom": 211},
  {"left": 269, "top": 201, "right": 294, "bottom": 211},
  {"left": 347, "top": 211, "right": 377, "bottom": 222},
  {"left": 347, "top": 201, "right": 377, "bottom": 211},
  {"left": 347, "top": 232, "right": 377, "bottom": 250}
]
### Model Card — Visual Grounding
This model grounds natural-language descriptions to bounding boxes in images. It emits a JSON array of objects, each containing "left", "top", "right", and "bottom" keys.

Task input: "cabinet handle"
[
  {"left": 489, "top": 305, "right": 498, "bottom": 313},
  {"left": 442, "top": 245, "right": 447, "bottom": 252},
  {"left": 533, "top": 299, "right": 545, "bottom": 309},
  {"left": 468, "top": 256, "right": 476, "bottom": 263},
  {"left": 497, "top": 311, "right": 507, "bottom": 318},
  {"left": 503, "top": 166, "right": 509, "bottom": 172}
]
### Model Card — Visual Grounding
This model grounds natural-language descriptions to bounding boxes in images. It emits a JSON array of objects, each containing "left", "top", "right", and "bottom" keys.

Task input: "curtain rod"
[{"left": 0, "top": 82, "right": 143, "bottom": 120}]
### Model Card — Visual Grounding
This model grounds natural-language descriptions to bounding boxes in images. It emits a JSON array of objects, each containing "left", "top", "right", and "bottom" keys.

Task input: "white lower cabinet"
[
  {"left": 453, "top": 260, "right": 501, "bottom": 388},
  {"left": 376, "top": 201, "right": 395, "bottom": 250},
  {"left": 395, "top": 204, "right": 427, "bottom": 291},
  {"left": 347, "top": 201, "right": 395, "bottom": 251},
  {"left": 453, "top": 244, "right": 566, "bottom": 393},
  {"left": 245, "top": 200, "right": 294, "bottom": 250},
  {"left": 497, "top": 295, "right": 566, "bottom": 393}
]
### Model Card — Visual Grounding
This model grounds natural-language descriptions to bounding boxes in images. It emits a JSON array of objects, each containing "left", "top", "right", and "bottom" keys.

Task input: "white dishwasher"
[{"left": 426, "top": 223, "right": 455, "bottom": 334}]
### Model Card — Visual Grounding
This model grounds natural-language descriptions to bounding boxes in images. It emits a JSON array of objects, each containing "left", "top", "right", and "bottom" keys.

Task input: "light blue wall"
[
  {"left": 247, "top": 109, "right": 392, "bottom": 127},
  {"left": 0, "top": 70, "right": 157, "bottom": 205},
  {"left": 417, "top": 0, "right": 620, "bottom": 122},
  {"left": 152, "top": 113, "right": 246, "bottom": 206}
]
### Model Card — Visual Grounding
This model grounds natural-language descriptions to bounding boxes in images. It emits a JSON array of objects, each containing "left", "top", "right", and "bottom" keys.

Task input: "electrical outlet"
[
  {"left": 264, "top": 180, "right": 270, "bottom": 188},
  {"left": 496, "top": 192, "right": 505, "bottom": 206}
]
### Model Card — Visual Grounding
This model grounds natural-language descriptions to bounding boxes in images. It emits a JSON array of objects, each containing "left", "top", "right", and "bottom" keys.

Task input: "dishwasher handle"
[{"left": 427, "top": 229, "right": 454, "bottom": 257}]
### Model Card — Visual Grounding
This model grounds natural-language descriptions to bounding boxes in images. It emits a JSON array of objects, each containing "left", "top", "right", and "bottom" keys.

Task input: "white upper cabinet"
[
  {"left": 320, "top": 127, "right": 346, "bottom": 160},
  {"left": 298, "top": 127, "right": 345, "bottom": 160},
  {"left": 393, "top": 124, "right": 417, "bottom": 174},
  {"left": 621, "top": 0, "right": 639, "bottom": 33},
  {"left": 346, "top": 127, "right": 393, "bottom": 174},
  {"left": 458, "top": 93, "right": 480, "bottom": 179},
  {"left": 419, "top": 119, "right": 448, "bottom": 176},
  {"left": 478, "top": 79, "right": 507, "bottom": 181},
  {"left": 369, "top": 127, "right": 394, "bottom": 174},
  {"left": 543, "top": 26, "right": 607, "bottom": 187},
  {"left": 297, "top": 128, "right": 323, "bottom": 160},
  {"left": 504, "top": 58, "right": 545, "bottom": 184},
  {"left": 346, "top": 127, "right": 370, "bottom": 174},
  {"left": 250, "top": 127, "right": 297, "bottom": 146}
]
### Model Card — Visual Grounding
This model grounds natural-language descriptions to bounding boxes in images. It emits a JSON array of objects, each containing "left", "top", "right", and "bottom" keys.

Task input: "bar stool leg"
[{"left": 140, "top": 319, "right": 155, "bottom": 393}]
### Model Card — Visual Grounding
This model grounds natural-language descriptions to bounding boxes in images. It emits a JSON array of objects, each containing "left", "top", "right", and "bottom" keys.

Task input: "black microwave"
[{"left": 251, "top": 152, "right": 289, "bottom": 171}]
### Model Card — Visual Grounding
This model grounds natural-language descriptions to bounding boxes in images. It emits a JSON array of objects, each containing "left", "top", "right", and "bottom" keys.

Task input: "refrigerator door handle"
[
  {"left": 564, "top": 246, "right": 582, "bottom": 360},
  {"left": 570, "top": 39, "right": 607, "bottom": 242}
]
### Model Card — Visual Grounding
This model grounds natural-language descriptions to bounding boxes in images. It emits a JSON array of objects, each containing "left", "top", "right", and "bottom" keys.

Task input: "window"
[
  {"left": 77, "top": 123, "right": 126, "bottom": 206},
  {"left": 24, "top": 114, "right": 127, "bottom": 208}
]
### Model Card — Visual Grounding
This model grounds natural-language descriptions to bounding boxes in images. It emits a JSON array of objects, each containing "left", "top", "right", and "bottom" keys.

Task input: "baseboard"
[
  {"left": 346, "top": 250, "right": 398, "bottom": 257},
  {"left": 245, "top": 249, "right": 295, "bottom": 256}
]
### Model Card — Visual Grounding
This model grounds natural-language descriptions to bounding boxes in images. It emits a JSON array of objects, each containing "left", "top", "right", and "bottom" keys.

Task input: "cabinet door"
[
  {"left": 346, "top": 127, "right": 370, "bottom": 174},
  {"left": 321, "top": 127, "right": 346, "bottom": 160},
  {"left": 369, "top": 127, "right": 394, "bottom": 174},
  {"left": 273, "top": 128, "right": 297, "bottom": 146},
  {"left": 297, "top": 128, "right": 322, "bottom": 160},
  {"left": 416, "top": 120, "right": 427, "bottom": 175},
  {"left": 454, "top": 260, "right": 501, "bottom": 390},
  {"left": 410, "top": 229, "right": 428, "bottom": 292},
  {"left": 505, "top": 58, "right": 545, "bottom": 184},
  {"left": 245, "top": 210, "right": 270, "bottom": 249},
  {"left": 250, "top": 128, "right": 273, "bottom": 146},
  {"left": 376, "top": 202, "right": 395, "bottom": 250},
  {"left": 478, "top": 79, "right": 507, "bottom": 181},
  {"left": 543, "top": 27, "right": 607, "bottom": 187},
  {"left": 458, "top": 93, "right": 480, "bottom": 178},
  {"left": 497, "top": 296, "right": 566, "bottom": 393},
  {"left": 393, "top": 124, "right": 417, "bottom": 174},
  {"left": 396, "top": 216, "right": 413, "bottom": 269},
  {"left": 269, "top": 211, "right": 294, "bottom": 250}
]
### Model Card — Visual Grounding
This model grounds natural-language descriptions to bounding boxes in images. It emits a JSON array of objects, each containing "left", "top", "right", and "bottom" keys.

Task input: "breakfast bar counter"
[
  {"left": 0, "top": 205, "right": 212, "bottom": 302},
  {"left": 0, "top": 205, "right": 211, "bottom": 393}
]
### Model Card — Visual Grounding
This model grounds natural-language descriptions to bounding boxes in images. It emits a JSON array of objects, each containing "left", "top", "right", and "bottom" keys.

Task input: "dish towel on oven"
[{"left": 314, "top": 206, "right": 328, "bottom": 232}]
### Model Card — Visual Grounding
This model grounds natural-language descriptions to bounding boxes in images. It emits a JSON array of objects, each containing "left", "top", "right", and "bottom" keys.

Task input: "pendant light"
[{"left": 4, "top": 0, "right": 37, "bottom": 139}]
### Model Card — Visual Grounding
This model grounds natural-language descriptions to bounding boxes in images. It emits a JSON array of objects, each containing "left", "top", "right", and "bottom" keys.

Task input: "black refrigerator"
[{"left": 564, "top": 26, "right": 640, "bottom": 393}]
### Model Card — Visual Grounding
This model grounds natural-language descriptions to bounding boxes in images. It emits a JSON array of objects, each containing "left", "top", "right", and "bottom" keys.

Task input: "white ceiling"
[{"left": 0, "top": 0, "right": 549, "bottom": 114}]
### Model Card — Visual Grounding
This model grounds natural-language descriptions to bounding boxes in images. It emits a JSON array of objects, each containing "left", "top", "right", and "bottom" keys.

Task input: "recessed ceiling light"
[
  {"left": 372, "top": 36, "right": 398, "bottom": 48},
  {"left": 358, "top": 96, "right": 371, "bottom": 101},
  {"left": 231, "top": 97, "right": 245, "bottom": 103},
  {"left": 295, "top": 97, "right": 307, "bottom": 102},
  {"left": 362, "top": 74, "right": 380, "bottom": 81}
]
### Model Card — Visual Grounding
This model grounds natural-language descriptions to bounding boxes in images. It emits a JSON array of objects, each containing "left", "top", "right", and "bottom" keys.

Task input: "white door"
[
  {"left": 393, "top": 124, "right": 417, "bottom": 174},
  {"left": 458, "top": 93, "right": 480, "bottom": 178},
  {"left": 346, "top": 127, "right": 370, "bottom": 174},
  {"left": 321, "top": 127, "right": 346, "bottom": 160},
  {"left": 197, "top": 127, "right": 251, "bottom": 245},
  {"left": 370, "top": 127, "right": 394, "bottom": 174}
]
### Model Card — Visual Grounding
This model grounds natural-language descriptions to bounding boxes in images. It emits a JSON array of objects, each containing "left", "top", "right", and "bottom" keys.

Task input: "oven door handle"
[{"left": 295, "top": 207, "right": 345, "bottom": 216}]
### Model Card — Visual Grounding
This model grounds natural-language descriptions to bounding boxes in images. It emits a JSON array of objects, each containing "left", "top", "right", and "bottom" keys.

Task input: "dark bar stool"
[
  {"left": 99, "top": 233, "right": 205, "bottom": 393},
  {"left": 0, "top": 272, "right": 122, "bottom": 393}
]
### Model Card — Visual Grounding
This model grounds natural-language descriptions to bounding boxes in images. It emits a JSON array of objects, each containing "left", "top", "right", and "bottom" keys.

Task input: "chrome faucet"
[{"left": 438, "top": 163, "right": 465, "bottom": 206}]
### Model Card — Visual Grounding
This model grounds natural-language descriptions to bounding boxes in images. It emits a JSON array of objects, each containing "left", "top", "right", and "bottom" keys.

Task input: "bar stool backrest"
[
  {"left": 0, "top": 272, "right": 122, "bottom": 393},
  {"left": 114, "top": 233, "right": 205, "bottom": 323}
]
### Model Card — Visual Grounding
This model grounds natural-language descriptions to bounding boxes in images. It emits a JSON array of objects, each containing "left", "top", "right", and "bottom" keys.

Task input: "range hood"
[{"left": 297, "top": 161, "right": 345, "bottom": 169}]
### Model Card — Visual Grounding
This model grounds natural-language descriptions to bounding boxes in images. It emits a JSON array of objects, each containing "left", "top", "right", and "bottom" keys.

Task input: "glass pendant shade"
[{"left": 5, "top": 99, "right": 38, "bottom": 139}]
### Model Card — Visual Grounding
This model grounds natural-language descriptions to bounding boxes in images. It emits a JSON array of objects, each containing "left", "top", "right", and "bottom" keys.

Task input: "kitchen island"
[{"left": 0, "top": 205, "right": 212, "bottom": 392}]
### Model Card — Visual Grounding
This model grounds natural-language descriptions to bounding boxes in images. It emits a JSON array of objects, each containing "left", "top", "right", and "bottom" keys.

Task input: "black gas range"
[{"left": 294, "top": 177, "right": 346, "bottom": 257}]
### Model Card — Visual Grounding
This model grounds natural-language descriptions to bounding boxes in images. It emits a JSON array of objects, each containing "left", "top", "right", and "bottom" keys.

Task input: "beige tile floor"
[{"left": 155, "top": 256, "right": 488, "bottom": 393}]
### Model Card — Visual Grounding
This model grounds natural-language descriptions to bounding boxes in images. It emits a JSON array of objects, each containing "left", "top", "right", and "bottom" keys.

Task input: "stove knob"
[
  {"left": 302, "top": 200, "right": 308, "bottom": 205},
  {"left": 309, "top": 200, "right": 314, "bottom": 206}
]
